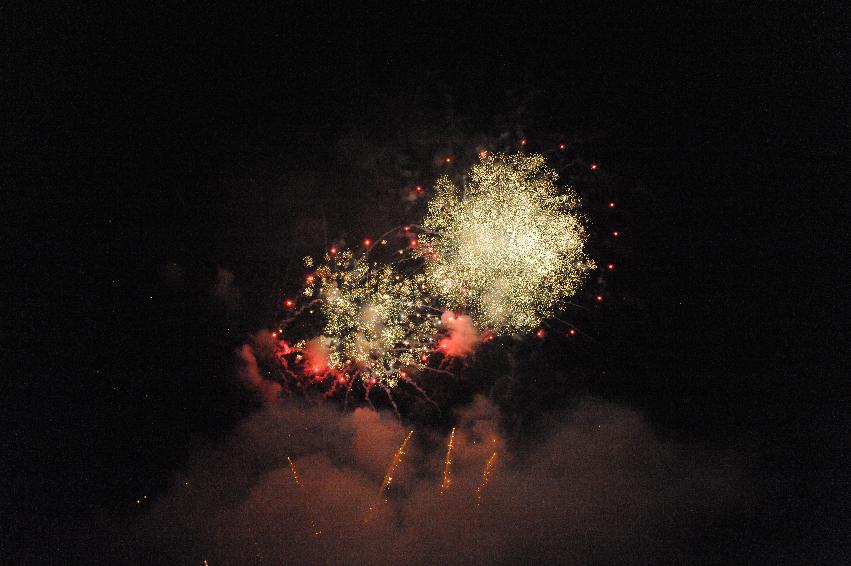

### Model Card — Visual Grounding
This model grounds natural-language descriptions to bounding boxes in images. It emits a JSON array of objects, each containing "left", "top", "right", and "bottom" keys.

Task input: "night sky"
[{"left": 4, "top": 4, "right": 849, "bottom": 564}]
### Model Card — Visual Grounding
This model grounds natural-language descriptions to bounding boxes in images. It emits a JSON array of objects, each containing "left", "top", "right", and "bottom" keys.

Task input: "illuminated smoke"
[
  {"left": 437, "top": 312, "right": 482, "bottom": 357},
  {"left": 236, "top": 343, "right": 282, "bottom": 402},
  {"left": 128, "top": 397, "right": 741, "bottom": 565}
]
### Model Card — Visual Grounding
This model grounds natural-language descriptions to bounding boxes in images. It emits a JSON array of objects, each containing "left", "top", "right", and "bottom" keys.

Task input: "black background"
[{"left": 4, "top": 3, "right": 849, "bottom": 563}]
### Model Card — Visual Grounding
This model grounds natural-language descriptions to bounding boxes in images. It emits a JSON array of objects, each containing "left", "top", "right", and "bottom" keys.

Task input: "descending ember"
[
  {"left": 417, "top": 152, "right": 595, "bottom": 333},
  {"left": 287, "top": 456, "right": 321, "bottom": 537},
  {"left": 287, "top": 456, "right": 304, "bottom": 488}
]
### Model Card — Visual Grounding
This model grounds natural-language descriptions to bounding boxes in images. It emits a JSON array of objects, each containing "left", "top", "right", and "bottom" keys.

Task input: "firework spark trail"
[
  {"left": 439, "top": 427, "right": 455, "bottom": 495},
  {"left": 381, "top": 385, "right": 402, "bottom": 420},
  {"left": 287, "top": 456, "right": 303, "bottom": 488},
  {"left": 363, "top": 430, "right": 414, "bottom": 523},
  {"left": 380, "top": 430, "right": 414, "bottom": 495},
  {"left": 475, "top": 448, "right": 498, "bottom": 507},
  {"left": 398, "top": 373, "right": 442, "bottom": 416},
  {"left": 287, "top": 456, "right": 321, "bottom": 537}
]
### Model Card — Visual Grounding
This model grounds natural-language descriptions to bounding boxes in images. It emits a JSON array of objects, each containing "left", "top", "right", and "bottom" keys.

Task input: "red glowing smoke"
[{"left": 438, "top": 311, "right": 483, "bottom": 357}]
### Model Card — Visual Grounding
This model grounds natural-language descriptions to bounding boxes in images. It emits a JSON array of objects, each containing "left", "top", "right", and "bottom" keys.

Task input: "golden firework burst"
[
  {"left": 303, "top": 250, "right": 439, "bottom": 387},
  {"left": 417, "top": 152, "right": 594, "bottom": 333}
]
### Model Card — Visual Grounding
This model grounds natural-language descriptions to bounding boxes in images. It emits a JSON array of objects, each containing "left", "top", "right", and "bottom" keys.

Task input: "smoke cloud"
[
  {"left": 439, "top": 311, "right": 483, "bottom": 357},
  {"left": 123, "top": 395, "right": 742, "bottom": 564},
  {"left": 302, "top": 337, "right": 330, "bottom": 376},
  {"left": 235, "top": 330, "right": 282, "bottom": 402},
  {"left": 210, "top": 267, "right": 241, "bottom": 311}
]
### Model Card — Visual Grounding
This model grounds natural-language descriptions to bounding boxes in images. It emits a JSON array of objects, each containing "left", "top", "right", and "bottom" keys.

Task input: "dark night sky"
[{"left": 3, "top": 3, "right": 849, "bottom": 564}]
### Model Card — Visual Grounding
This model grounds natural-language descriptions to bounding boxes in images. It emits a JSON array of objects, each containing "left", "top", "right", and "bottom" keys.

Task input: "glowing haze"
[{"left": 418, "top": 153, "right": 595, "bottom": 333}]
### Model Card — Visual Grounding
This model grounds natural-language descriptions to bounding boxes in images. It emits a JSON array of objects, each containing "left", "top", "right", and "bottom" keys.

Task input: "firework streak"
[
  {"left": 475, "top": 449, "right": 498, "bottom": 507},
  {"left": 439, "top": 427, "right": 455, "bottom": 495},
  {"left": 363, "top": 430, "right": 414, "bottom": 523}
]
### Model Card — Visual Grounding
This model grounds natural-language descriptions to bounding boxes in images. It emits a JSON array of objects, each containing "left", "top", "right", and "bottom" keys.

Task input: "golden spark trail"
[
  {"left": 439, "top": 427, "right": 455, "bottom": 495},
  {"left": 287, "top": 456, "right": 321, "bottom": 537},
  {"left": 380, "top": 430, "right": 414, "bottom": 495},
  {"left": 475, "top": 449, "right": 497, "bottom": 507},
  {"left": 364, "top": 430, "right": 414, "bottom": 523},
  {"left": 287, "top": 456, "right": 303, "bottom": 487}
]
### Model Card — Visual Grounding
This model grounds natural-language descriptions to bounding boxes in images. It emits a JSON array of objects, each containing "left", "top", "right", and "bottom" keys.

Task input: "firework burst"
[
  {"left": 295, "top": 249, "right": 440, "bottom": 389},
  {"left": 267, "top": 152, "right": 596, "bottom": 401},
  {"left": 417, "top": 152, "right": 595, "bottom": 333}
]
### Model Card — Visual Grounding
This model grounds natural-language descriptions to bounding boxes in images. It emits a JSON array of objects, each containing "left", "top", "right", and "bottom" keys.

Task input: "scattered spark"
[{"left": 288, "top": 456, "right": 321, "bottom": 537}]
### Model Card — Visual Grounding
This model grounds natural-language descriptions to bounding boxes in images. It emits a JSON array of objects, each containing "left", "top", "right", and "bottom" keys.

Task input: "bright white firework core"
[{"left": 418, "top": 152, "right": 595, "bottom": 333}]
